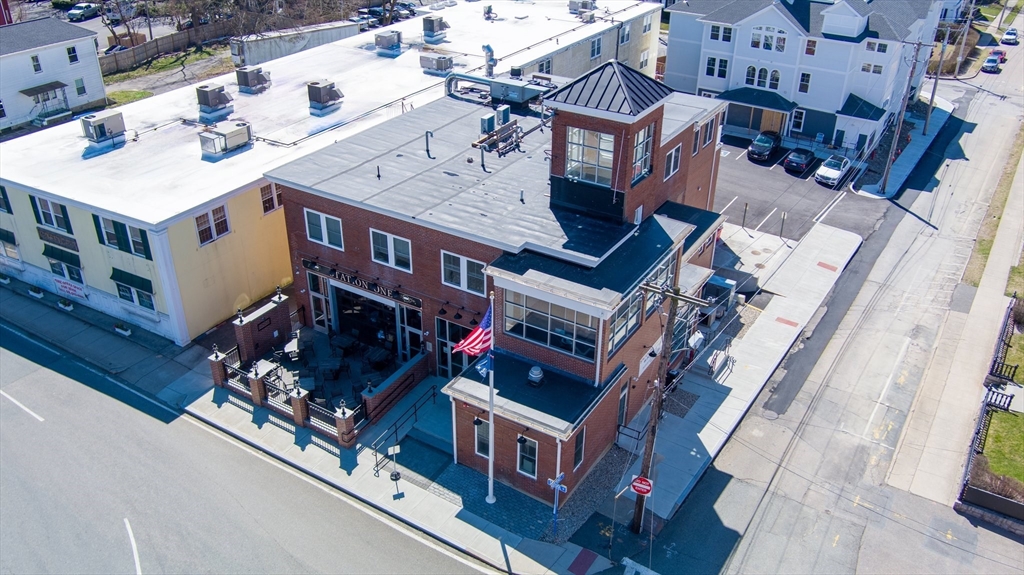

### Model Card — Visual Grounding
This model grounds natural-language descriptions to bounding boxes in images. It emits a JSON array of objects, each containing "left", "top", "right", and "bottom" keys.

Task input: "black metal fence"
[
  {"left": 307, "top": 402, "right": 338, "bottom": 439},
  {"left": 222, "top": 344, "right": 241, "bottom": 368},
  {"left": 958, "top": 389, "right": 1024, "bottom": 521},
  {"left": 370, "top": 385, "right": 436, "bottom": 475},
  {"left": 989, "top": 293, "right": 1018, "bottom": 382},
  {"left": 264, "top": 380, "right": 293, "bottom": 417}
]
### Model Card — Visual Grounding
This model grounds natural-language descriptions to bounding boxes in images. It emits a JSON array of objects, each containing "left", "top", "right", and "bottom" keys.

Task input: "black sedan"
[
  {"left": 783, "top": 148, "right": 815, "bottom": 173},
  {"left": 747, "top": 131, "right": 782, "bottom": 161}
]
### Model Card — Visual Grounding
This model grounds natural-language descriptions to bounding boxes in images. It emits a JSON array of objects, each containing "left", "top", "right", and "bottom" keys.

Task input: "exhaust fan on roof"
[
  {"left": 200, "top": 122, "right": 253, "bottom": 157},
  {"left": 236, "top": 66, "right": 271, "bottom": 94},
  {"left": 308, "top": 80, "right": 344, "bottom": 116}
]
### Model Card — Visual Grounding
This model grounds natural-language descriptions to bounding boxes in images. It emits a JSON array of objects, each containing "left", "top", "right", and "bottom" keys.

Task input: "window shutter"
[
  {"left": 92, "top": 214, "right": 105, "bottom": 244},
  {"left": 113, "top": 221, "right": 131, "bottom": 253},
  {"left": 59, "top": 204, "right": 73, "bottom": 234},
  {"left": 29, "top": 195, "right": 42, "bottom": 225},
  {"left": 139, "top": 229, "right": 152, "bottom": 260}
]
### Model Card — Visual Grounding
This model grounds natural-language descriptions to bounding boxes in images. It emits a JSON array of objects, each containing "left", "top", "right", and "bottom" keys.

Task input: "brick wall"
[
  {"left": 363, "top": 352, "right": 430, "bottom": 422},
  {"left": 234, "top": 296, "right": 291, "bottom": 364}
]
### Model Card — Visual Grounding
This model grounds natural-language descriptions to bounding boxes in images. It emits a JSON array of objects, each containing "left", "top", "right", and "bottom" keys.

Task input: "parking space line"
[
  {"left": 721, "top": 195, "right": 739, "bottom": 214},
  {"left": 124, "top": 518, "right": 142, "bottom": 575},
  {"left": 0, "top": 390, "right": 45, "bottom": 422},
  {"left": 813, "top": 192, "right": 845, "bottom": 223},
  {"left": 753, "top": 208, "right": 777, "bottom": 232},
  {"left": 736, "top": 150, "right": 747, "bottom": 161},
  {"left": 769, "top": 154, "right": 787, "bottom": 170}
]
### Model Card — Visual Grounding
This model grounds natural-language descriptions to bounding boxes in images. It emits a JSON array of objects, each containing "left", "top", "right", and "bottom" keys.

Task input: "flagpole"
[{"left": 486, "top": 291, "right": 496, "bottom": 504}]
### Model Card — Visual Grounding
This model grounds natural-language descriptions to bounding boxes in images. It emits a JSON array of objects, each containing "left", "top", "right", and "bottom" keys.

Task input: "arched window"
[
  {"left": 745, "top": 66, "right": 756, "bottom": 86},
  {"left": 757, "top": 68, "right": 768, "bottom": 88},
  {"left": 769, "top": 70, "right": 780, "bottom": 90}
]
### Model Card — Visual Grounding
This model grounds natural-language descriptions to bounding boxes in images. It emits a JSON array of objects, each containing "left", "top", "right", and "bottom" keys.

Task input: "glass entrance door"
[
  {"left": 436, "top": 318, "right": 472, "bottom": 378},
  {"left": 399, "top": 306, "right": 423, "bottom": 362},
  {"left": 308, "top": 272, "right": 331, "bottom": 332}
]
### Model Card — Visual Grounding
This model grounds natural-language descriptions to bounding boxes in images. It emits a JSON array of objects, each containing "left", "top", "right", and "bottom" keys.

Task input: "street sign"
[{"left": 630, "top": 476, "right": 653, "bottom": 496}]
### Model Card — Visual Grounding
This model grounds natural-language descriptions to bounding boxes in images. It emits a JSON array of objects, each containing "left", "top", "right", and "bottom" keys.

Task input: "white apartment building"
[
  {"left": 663, "top": 0, "right": 941, "bottom": 156},
  {"left": 0, "top": 17, "right": 106, "bottom": 131}
]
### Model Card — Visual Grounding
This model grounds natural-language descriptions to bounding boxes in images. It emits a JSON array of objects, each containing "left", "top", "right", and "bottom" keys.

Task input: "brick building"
[{"left": 266, "top": 62, "right": 727, "bottom": 506}]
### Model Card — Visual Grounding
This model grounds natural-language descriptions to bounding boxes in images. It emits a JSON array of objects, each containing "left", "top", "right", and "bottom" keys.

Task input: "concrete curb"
[
  {"left": 953, "top": 500, "right": 1024, "bottom": 538},
  {"left": 184, "top": 404, "right": 508, "bottom": 574}
]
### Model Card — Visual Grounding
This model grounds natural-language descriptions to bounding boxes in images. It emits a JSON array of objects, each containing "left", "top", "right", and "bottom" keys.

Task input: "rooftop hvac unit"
[
  {"left": 236, "top": 66, "right": 271, "bottom": 94},
  {"left": 196, "top": 83, "right": 233, "bottom": 110},
  {"left": 495, "top": 104, "right": 510, "bottom": 125},
  {"left": 568, "top": 0, "right": 581, "bottom": 14},
  {"left": 420, "top": 54, "right": 454, "bottom": 75},
  {"left": 199, "top": 122, "right": 253, "bottom": 156},
  {"left": 510, "top": 65, "right": 523, "bottom": 79},
  {"left": 308, "top": 80, "right": 344, "bottom": 115},
  {"left": 80, "top": 109, "right": 126, "bottom": 143},
  {"left": 375, "top": 30, "right": 402, "bottom": 48},
  {"left": 423, "top": 15, "right": 448, "bottom": 33},
  {"left": 480, "top": 113, "right": 495, "bottom": 134},
  {"left": 579, "top": 10, "right": 595, "bottom": 22},
  {"left": 580, "top": 0, "right": 595, "bottom": 10}
]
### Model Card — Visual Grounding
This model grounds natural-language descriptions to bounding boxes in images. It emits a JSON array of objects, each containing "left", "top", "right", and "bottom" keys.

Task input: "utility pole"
[
  {"left": 630, "top": 285, "right": 708, "bottom": 534},
  {"left": 955, "top": 0, "right": 977, "bottom": 77},
  {"left": 924, "top": 33, "right": 948, "bottom": 136},
  {"left": 880, "top": 41, "right": 923, "bottom": 196}
]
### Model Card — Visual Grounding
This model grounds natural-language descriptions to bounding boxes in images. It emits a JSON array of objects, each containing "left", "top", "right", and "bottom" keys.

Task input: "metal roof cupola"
[{"left": 543, "top": 61, "right": 677, "bottom": 225}]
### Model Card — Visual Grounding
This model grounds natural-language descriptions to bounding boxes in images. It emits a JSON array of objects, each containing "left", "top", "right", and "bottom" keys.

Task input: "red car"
[{"left": 991, "top": 48, "right": 1007, "bottom": 63}]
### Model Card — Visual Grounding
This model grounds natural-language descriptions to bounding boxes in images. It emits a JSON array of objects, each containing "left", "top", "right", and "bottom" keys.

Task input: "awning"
[
  {"left": 110, "top": 268, "right": 153, "bottom": 294},
  {"left": 0, "top": 228, "right": 15, "bottom": 245},
  {"left": 717, "top": 87, "right": 798, "bottom": 113},
  {"left": 43, "top": 244, "right": 81, "bottom": 268},
  {"left": 19, "top": 81, "right": 67, "bottom": 97},
  {"left": 837, "top": 93, "right": 886, "bottom": 121}
]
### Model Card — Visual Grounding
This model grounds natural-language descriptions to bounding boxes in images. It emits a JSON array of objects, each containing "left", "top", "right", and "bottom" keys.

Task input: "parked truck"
[{"left": 229, "top": 21, "right": 360, "bottom": 67}]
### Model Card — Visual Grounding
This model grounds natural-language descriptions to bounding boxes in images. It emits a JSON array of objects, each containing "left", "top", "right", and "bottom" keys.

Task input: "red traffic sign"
[{"left": 630, "top": 476, "right": 653, "bottom": 496}]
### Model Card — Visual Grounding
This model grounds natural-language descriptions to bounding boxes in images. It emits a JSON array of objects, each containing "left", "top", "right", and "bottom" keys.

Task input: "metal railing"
[
  {"left": 365, "top": 370, "right": 418, "bottom": 422},
  {"left": 307, "top": 401, "right": 338, "bottom": 438},
  {"left": 290, "top": 304, "right": 306, "bottom": 327},
  {"left": 340, "top": 404, "right": 367, "bottom": 444},
  {"left": 222, "top": 344, "right": 241, "bottom": 367},
  {"left": 988, "top": 293, "right": 1018, "bottom": 381},
  {"left": 370, "top": 385, "right": 437, "bottom": 476},
  {"left": 264, "top": 380, "right": 293, "bottom": 415}
]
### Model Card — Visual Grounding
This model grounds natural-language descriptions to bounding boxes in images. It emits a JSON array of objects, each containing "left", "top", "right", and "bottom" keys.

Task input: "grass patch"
[
  {"left": 986, "top": 411, "right": 1024, "bottom": 482},
  {"left": 963, "top": 123, "right": 1024, "bottom": 286},
  {"left": 103, "top": 46, "right": 227, "bottom": 83},
  {"left": 1005, "top": 328, "right": 1024, "bottom": 385},
  {"left": 1007, "top": 251, "right": 1024, "bottom": 297},
  {"left": 106, "top": 90, "right": 153, "bottom": 107}
]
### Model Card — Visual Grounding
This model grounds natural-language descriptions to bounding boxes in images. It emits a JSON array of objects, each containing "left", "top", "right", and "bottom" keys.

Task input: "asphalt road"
[{"left": 0, "top": 322, "right": 488, "bottom": 574}]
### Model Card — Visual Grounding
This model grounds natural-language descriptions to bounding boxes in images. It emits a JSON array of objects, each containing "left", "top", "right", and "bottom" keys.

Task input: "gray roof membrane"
[
  {"left": 545, "top": 61, "right": 675, "bottom": 116},
  {"left": 667, "top": 0, "right": 933, "bottom": 41},
  {"left": 267, "top": 96, "right": 634, "bottom": 266},
  {"left": 0, "top": 17, "right": 96, "bottom": 56}
]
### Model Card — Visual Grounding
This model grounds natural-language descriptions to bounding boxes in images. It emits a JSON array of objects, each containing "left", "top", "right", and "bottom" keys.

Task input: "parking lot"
[{"left": 711, "top": 135, "right": 889, "bottom": 241}]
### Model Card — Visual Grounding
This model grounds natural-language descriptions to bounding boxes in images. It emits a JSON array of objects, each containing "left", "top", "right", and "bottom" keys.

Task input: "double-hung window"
[
  {"left": 703, "top": 116, "right": 716, "bottom": 147},
  {"left": 791, "top": 109, "right": 806, "bottom": 132},
  {"left": 632, "top": 123, "right": 654, "bottom": 182},
  {"left": 799, "top": 72, "right": 811, "bottom": 93},
  {"left": 538, "top": 58, "right": 552, "bottom": 74},
  {"left": 74, "top": 78, "right": 86, "bottom": 96},
  {"left": 31, "top": 55, "right": 41, "bottom": 73},
  {"left": 805, "top": 39, "right": 816, "bottom": 55},
  {"left": 642, "top": 14, "right": 652, "bottom": 33},
  {"left": 566, "top": 127, "right": 614, "bottom": 186},
  {"left": 722, "top": 26, "right": 732, "bottom": 42},
  {"left": 112, "top": 268, "right": 155, "bottom": 311},
  {"left": 0, "top": 185, "right": 11, "bottom": 213},
  {"left": 67, "top": 47, "right": 79, "bottom": 64},
  {"left": 620, "top": 25, "right": 630, "bottom": 44},
  {"left": 442, "top": 251, "right": 486, "bottom": 295},
  {"left": 590, "top": 37, "right": 602, "bottom": 59},
  {"left": 573, "top": 428, "right": 586, "bottom": 470},
  {"left": 0, "top": 228, "right": 20, "bottom": 261},
  {"left": 94, "top": 216, "right": 151, "bottom": 259},
  {"left": 33, "top": 197, "right": 73, "bottom": 234},
  {"left": 717, "top": 58, "right": 728, "bottom": 78},
  {"left": 664, "top": 145, "right": 681, "bottom": 180},
  {"left": 260, "top": 183, "right": 283, "bottom": 213},
  {"left": 518, "top": 436, "right": 538, "bottom": 478},
  {"left": 304, "top": 209, "right": 343, "bottom": 250},
  {"left": 640, "top": 50, "right": 649, "bottom": 70},
  {"left": 371, "top": 229, "right": 412, "bottom": 271},
  {"left": 195, "top": 205, "right": 229, "bottom": 245},
  {"left": 475, "top": 420, "right": 490, "bottom": 458},
  {"left": 692, "top": 128, "right": 700, "bottom": 156},
  {"left": 46, "top": 245, "right": 82, "bottom": 284}
]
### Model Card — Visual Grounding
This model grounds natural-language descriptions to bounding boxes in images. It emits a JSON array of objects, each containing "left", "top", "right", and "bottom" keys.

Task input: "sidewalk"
[
  {"left": 0, "top": 277, "right": 609, "bottom": 575},
  {"left": 854, "top": 95, "right": 956, "bottom": 199},
  {"left": 888, "top": 151, "right": 1024, "bottom": 505}
]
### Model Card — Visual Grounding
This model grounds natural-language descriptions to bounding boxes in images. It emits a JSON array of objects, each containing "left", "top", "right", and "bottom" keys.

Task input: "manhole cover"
[
  {"left": 763, "top": 409, "right": 779, "bottom": 420},
  {"left": 750, "top": 250, "right": 762, "bottom": 255},
  {"left": 755, "top": 263, "right": 766, "bottom": 269}
]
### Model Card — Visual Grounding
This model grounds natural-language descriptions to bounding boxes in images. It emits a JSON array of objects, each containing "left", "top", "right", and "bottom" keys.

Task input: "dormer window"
[
  {"left": 566, "top": 127, "right": 614, "bottom": 187},
  {"left": 631, "top": 123, "right": 654, "bottom": 182}
]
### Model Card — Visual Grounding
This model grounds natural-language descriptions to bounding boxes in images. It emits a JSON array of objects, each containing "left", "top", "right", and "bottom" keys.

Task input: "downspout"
[
  {"left": 706, "top": 112, "right": 721, "bottom": 212},
  {"left": 555, "top": 438, "right": 563, "bottom": 494},
  {"left": 451, "top": 396, "right": 459, "bottom": 465},
  {"left": 594, "top": 318, "right": 604, "bottom": 386}
]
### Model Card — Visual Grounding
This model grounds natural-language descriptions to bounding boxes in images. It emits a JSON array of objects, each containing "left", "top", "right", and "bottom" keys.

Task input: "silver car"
[
  {"left": 67, "top": 3, "right": 100, "bottom": 20},
  {"left": 814, "top": 155, "right": 851, "bottom": 187}
]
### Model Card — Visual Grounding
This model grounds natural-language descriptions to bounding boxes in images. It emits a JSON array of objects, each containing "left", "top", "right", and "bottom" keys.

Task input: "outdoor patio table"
[
  {"left": 284, "top": 338, "right": 300, "bottom": 360},
  {"left": 255, "top": 359, "right": 280, "bottom": 378}
]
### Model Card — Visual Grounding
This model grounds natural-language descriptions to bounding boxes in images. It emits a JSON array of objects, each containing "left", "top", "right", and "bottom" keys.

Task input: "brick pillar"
[
  {"left": 248, "top": 374, "right": 266, "bottom": 406},
  {"left": 235, "top": 316, "right": 255, "bottom": 365},
  {"left": 290, "top": 389, "right": 310, "bottom": 427},
  {"left": 336, "top": 409, "right": 358, "bottom": 448},
  {"left": 209, "top": 352, "right": 226, "bottom": 388}
]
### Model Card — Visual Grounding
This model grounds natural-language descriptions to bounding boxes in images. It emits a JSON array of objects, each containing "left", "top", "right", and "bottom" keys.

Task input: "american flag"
[{"left": 452, "top": 305, "right": 492, "bottom": 356}]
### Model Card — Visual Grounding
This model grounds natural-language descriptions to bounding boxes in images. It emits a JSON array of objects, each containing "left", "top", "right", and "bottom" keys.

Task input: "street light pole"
[
  {"left": 629, "top": 285, "right": 709, "bottom": 534},
  {"left": 955, "top": 0, "right": 977, "bottom": 77}
]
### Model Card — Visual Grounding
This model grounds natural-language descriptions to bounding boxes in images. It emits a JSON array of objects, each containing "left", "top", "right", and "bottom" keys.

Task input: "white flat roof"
[{"left": 0, "top": 0, "right": 659, "bottom": 228}]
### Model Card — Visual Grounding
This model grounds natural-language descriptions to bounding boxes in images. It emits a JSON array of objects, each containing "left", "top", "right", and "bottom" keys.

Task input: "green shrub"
[{"left": 51, "top": 0, "right": 77, "bottom": 10}]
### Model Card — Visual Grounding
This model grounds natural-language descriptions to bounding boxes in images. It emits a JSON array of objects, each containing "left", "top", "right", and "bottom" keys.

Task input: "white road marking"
[
  {"left": 182, "top": 419, "right": 491, "bottom": 574},
  {"left": 124, "top": 518, "right": 141, "bottom": 575},
  {"left": 753, "top": 208, "right": 777, "bottom": 232},
  {"left": 813, "top": 192, "right": 846, "bottom": 223},
  {"left": 862, "top": 338, "right": 910, "bottom": 440},
  {"left": 736, "top": 150, "right": 747, "bottom": 160},
  {"left": 0, "top": 323, "right": 62, "bottom": 355},
  {"left": 721, "top": 195, "right": 739, "bottom": 214},
  {"left": 0, "top": 390, "right": 45, "bottom": 422}
]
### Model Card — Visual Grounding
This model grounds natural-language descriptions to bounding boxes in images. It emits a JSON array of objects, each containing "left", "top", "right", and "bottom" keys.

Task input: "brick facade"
[{"left": 234, "top": 295, "right": 291, "bottom": 364}]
